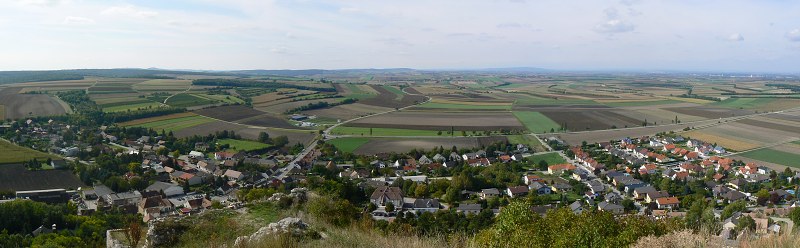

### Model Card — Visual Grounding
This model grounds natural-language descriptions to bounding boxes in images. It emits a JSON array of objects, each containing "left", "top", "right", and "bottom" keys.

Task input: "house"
[
  {"left": 456, "top": 204, "right": 483, "bottom": 215},
  {"left": 411, "top": 198, "right": 440, "bottom": 213},
  {"left": 511, "top": 154, "right": 524, "bottom": 161},
  {"left": 523, "top": 174, "right": 542, "bottom": 185},
  {"left": 170, "top": 171, "right": 202, "bottom": 186},
  {"left": 569, "top": 200, "right": 585, "bottom": 214},
  {"left": 721, "top": 190, "right": 748, "bottom": 202},
  {"left": 550, "top": 183, "right": 573, "bottom": 193},
  {"left": 145, "top": 181, "right": 185, "bottom": 197},
  {"left": 418, "top": 155, "right": 432, "bottom": 165},
  {"left": 605, "top": 192, "right": 622, "bottom": 204},
  {"left": 432, "top": 154, "right": 446, "bottom": 162},
  {"left": 480, "top": 188, "right": 500, "bottom": 199},
  {"left": 223, "top": 169, "right": 245, "bottom": 181},
  {"left": 370, "top": 186, "right": 404, "bottom": 209},
  {"left": 449, "top": 152, "right": 462, "bottom": 161},
  {"left": 547, "top": 163, "right": 576, "bottom": 174},
  {"left": 462, "top": 150, "right": 486, "bottom": 160},
  {"left": 138, "top": 195, "right": 173, "bottom": 217},
  {"left": 656, "top": 197, "right": 680, "bottom": 209},
  {"left": 639, "top": 164, "right": 658, "bottom": 174},
  {"left": 528, "top": 182, "right": 552, "bottom": 195},
  {"left": 683, "top": 152, "right": 699, "bottom": 161},
  {"left": 598, "top": 201, "right": 624, "bottom": 215},
  {"left": 728, "top": 179, "right": 746, "bottom": 190},
  {"left": 645, "top": 191, "right": 670, "bottom": 203},
  {"left": 214, "top": 151, "right": 235, "bottom": 161},
  {"left": 586, "top": 180, "right": 605, "bottom": 194},
  {"left": 506, "top": 186, "right": 529, "bottom": 198},
  {"left": 467, "top": 158, "right": 490, "bottom": 167}
]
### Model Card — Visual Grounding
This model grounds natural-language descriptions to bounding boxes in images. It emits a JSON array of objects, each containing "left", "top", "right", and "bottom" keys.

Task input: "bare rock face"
[
  {"left": 232, "top": 217, "right": 309, "bottom": 247},
  {"left": 267, "top": 187, "right": 307, "bottom": 203}
]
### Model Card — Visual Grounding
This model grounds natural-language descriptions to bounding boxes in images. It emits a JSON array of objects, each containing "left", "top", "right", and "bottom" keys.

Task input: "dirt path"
[
  {"left": 163, "top": 85, "right": 193, "bottom": 104},
  {"left": 323, "top": 87, "right": 432, "bottom": 140}
]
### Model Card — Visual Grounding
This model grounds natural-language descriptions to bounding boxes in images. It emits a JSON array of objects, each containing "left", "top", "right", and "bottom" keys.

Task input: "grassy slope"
[
  {"left": 217, "top": 139, "right": 271, "bottom": 152},
  {"left": 381, "top": 86, "right": 406, "bottom": 99},
  {"left": 512, "top": 111, "right": 561, "bottom": 133},
  {"left": 506, "top": 135, "right": 546, "bottom": 152},
  {"left": 0, "top": 139, "right": 59, "bottom": 164},
  {"left": 327, "top": 137, "right": 370, "bottom": 153},
  {"left": 345, "top": 84, "right": 376, "bottom": 100},
  {"left": 740, "top": 148, "right": 800, "bottom": 168}
]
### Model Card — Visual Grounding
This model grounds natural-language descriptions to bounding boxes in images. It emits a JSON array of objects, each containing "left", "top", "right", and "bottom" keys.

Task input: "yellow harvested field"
[
  {"left": 681, "top": 131, "right": 760, "bottom": 151},
  {"left": 412, "top": 86, "right": 463, "bottom": 95},
  {"left": 665, "top": 96, "right": 716, "bottom": 104},
  {"left": 119, "top": 112, "right": 197, "bottom": 126}
]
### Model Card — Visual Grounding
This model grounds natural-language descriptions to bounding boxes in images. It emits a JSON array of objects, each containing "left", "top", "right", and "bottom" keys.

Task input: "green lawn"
[
  {"left": 527, "top": 152, "right": 567, "bottom": 166},
  {"left": 327, "top": 137, "right": 370, "bottom": 153},
  {"left": 331, "top": 126, "right": 444, "bottom": 136},
  {"left": 740, "top": 148, "right": 800, "bottom": 168},
  {"left": 134, "top": 115, "right": 214, "bottom": 133},
  {"left": 602, "top": 100, "right": 681, "bottom": 107},
  {"left": 217, "top": 139, "right": 272, "bottom": 152},
  {"left": 513, "top": 111, "right": 562, "bottom": 133},
  {"left": 711, "top": 98, "right": 774, "bottom": 109},
  {"left": 417, "top": 102, "right": 512, "bottom": 110},
  {"left": 166, "top": 93, "right": 217, "bottom": 108},
  {"left": 0, "top": 139, "right": 58, "bottom": 164},
  {"left": 102, "top": 101, "right": 164, "bottom": 112}
]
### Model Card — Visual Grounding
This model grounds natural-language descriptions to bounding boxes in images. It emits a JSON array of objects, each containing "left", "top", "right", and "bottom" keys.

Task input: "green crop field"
[
  {"left": 331, "top": 126, "right": 443, "bottom": 136},
  {"left": 382, "top": 86, "right": 405, "bottom": 99},
  {"left": 166, "top": 93, "right": 217, "bottom": 108},
  {"left": 514, "top": 98, "right": 597, "bottom": 105},
  {"left": 192, "top": 94, "right": 245, "bottom": 104},
  {"left": 527, "top": 152, "right": 567, "bottom": 166},
  {"left": 711, "top": 98, "right": 774, "bottom": 109},
  {"left": 513, "top": 111, "right": 562, "bottom": 133},
  {"left": 345, "top": 84, "right": 376, "bottom": 100},
  {"left": 216, "top": 139, "right": 271, "bottom": 152},
  {"left": 102, "top": 101, "right": 164, "bottom": 112},
  {"left": 602, "top": 100, "right": 681, "bottom": 107},
  {"left": 417, "top": 102, "right": 512, "bottom": 110},
  {"left": 740, "top": 148, "right": 800, "bottom": 168},
  {"left": 327, "top": 137, "right": 370, "bottom": 153},
  {"left": 133, "top": 115, "right": 214, "bottom": 132},
  {"left": 0, "top": 139, "right": 58, "bottom": 164}
]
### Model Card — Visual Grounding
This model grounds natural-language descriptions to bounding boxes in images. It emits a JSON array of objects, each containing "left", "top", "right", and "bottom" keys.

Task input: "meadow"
[
  {"left": 740, "top": 148, "right": 800, "bottom": 168},
  {"left": 327, "top": 137, "right": 370, "bottom": 153},
  {"left": 216, "top": 139, "right": 271, "bottom": 152},
  {"left": 0, "top": 139, "right": 58, "bottom": 164}
]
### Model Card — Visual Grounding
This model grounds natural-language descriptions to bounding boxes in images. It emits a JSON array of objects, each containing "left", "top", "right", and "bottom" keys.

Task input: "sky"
[{"left": 1, "top": 0, "right": 800, "bottom": 73}]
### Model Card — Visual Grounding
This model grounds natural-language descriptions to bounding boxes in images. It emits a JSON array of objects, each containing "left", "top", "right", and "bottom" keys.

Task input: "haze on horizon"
[{"left": 2, "top": 0, "right": 800, "bottom": 73}]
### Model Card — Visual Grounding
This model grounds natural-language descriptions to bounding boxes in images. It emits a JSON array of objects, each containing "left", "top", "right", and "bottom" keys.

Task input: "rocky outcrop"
[
  {"left": 232, "top": 217, "right": 311, "bottom": 247},
  {"left": 267, "top": 187, "right": 307, "bottom": 203}
]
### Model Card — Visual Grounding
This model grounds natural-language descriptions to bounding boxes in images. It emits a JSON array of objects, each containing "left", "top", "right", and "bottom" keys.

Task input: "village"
[{"left": 3, "top": 116, "right": 799, "bottom": 243}]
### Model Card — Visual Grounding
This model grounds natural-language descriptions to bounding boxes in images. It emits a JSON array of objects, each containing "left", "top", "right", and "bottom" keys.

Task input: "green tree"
[
  {"left": 755, "top": 189, "right": 770, "bottom": 206},
  {"left": 385, "top": 202, "right": 395, "bottom": 212},
  {"left": 720, "top": 200, "right": 747, "bottom": 220},
  {"left": 736, "top": 215, "right": 756, "bottom": 233},
  {"left": 258, "top": 132, "right": 270, "bottom": 143}
]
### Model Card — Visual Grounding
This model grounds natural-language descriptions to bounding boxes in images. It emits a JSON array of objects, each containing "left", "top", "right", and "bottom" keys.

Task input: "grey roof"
[
  {"left": 457, "top": 203, "right": 482, "bottom": 211},
  {"left": 598, "top": 201, "right": 624, "bottom": 211},
  {"left": 481, "top": 188, "right": 500, "bottom": 195},
  {"left": 91, "top": 185, "right": 114, "bottom": 198},
  {"left": 413, "top": 198, "right": 440, "bottom": 209},
  {"left": 146, "top": 181, "right": 181, "bottom": 192},
  {"left": 569, "top": 200, "right": 584, "bottom": 213}
]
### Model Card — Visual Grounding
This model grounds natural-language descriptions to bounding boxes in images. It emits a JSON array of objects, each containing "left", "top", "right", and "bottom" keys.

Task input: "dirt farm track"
[{"left": 0, "top": 87, "right": 69, "bottom": 119}]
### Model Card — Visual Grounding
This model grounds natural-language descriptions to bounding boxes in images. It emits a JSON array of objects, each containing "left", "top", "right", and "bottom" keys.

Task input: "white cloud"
[
  {"left": 787, "top": 29, "right": 800, "bottom": 42},
  {"left": 727, "top": 33, "right": 744, "bottom": 42},
  {"left": 338, "top": 7, "right": 361, "bottom": 14},
  {"left": 595, "top": 19, "right": 634, "bottom": 34},
  {"left": 63, "top": 16, "right": 94, "bottom": 24},
  {"left": 102, "top": 5, "right": 158, "bottom": 18}
]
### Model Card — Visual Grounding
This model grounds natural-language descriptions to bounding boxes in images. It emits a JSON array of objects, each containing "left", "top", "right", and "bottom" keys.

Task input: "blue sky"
[{"left": 1, "top": 0, "right": 800, "bottom": 72}]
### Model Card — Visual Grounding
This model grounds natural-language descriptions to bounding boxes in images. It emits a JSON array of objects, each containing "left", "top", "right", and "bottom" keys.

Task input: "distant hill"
[{"left": 0, "top": 68, "right": 227, "bottom": 85}]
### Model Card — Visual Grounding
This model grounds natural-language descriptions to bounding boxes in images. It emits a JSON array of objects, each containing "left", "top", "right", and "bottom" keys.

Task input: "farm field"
[
  {"left": 548, "top": 118, "right": 722, "bottom": 145},
  {"left": 739, "top": 148, "right": 800, "bottom": 168},
  {"left": 330, "top": 126, "right": 444, "bottom": 136},
  {"left": 216, "top": 139, "right": 271, "bottom": 152},
  {"left": 0, "top": 105, "right": 4, "bottom": 119},
  {"left": 416, "top": 102, "right": 511, "bottom": 110},
  {"left": 304, "top": 103, "right": 392, "bottom": 121},
  {"left": 0, "top": 164, "right": 85, "bottom": 191},
  {"left": 527, "top": 153, "right": 567, "bottom": 166},
  {"left": 352, "top": 136, "right": 508, "bottom": 155},
  {"left": 102, "top": 101, "right": 164, "bottom": 112},
  {"left": 124, "top": 114, "right": 214, "bottom": 133},
  {"left": 132, "top": 79, "right": 192, "bottom": 92},
  {"left": 258, "top": 98, "right": 343, "bottom": 114},
  {"left": 538, "top": 109, "right": 643, "bottom": 131},
  {"left": 194, "top": 105, "right": 297, "bottom": 129},
  {"left": 327, "top": 137, "right": 370, "bottom": 153},
  {"left": 358, "top": 85, "right": 426, "bottom": 108},
  {"left": 345, "top": 111, "right": 524, "bottom": 131},
  {"left": 165, "top": 93, "right": 217, "bottom": 108},
  {"left": 0, "top": 139, "right": 59, "bottom": 164},
  {"left": 173, "top": 121, "right": 316, "bottom": 145},
  {"left": 598, "top": 99, "right": 682, "bottom": 107},
  {"left": 665, "top": 106, "right": 754, "bottom": 119},
  {"left": 711, "top": 98, "right": 800, "bottom": 111},
  {"left": 0, "top": 87, "right": 69, "bottom": 119},
  {"left": 118, "top": 112, "right": 197, "bottom": 126},
  {"left": 512, "top": 111, "right": 561, "bottom": 133}
]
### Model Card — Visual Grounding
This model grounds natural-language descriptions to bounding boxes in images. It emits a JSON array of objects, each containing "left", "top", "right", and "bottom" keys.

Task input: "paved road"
[{"left": 275, "top": 141, "right": 318, "bottom": 180}]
